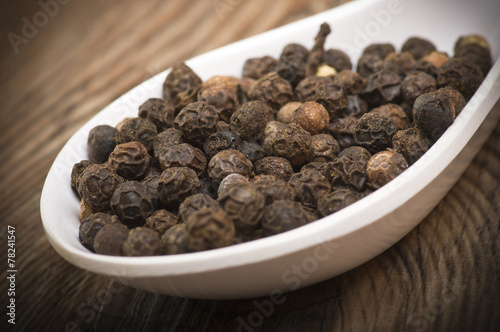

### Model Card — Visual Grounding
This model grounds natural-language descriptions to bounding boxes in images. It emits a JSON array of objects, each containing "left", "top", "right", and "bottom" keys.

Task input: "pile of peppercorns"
[{"left": 72, "top": 23, "right": 491, "bottom": 256}]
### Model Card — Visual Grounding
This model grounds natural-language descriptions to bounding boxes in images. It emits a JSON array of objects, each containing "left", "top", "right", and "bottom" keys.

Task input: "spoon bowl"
[{"left": 41, "top": 0, "right": 500, "bottom": 299}]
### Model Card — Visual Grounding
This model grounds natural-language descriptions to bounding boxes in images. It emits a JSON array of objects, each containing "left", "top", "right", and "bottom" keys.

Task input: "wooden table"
[{"left": 1, "top": 0, "right": 498, "bottom": 331}]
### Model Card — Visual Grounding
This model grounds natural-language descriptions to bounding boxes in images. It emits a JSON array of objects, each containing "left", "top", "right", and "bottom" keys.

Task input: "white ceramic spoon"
[{"left": 41, "top": 0, "right": 500, "bottom": 299}]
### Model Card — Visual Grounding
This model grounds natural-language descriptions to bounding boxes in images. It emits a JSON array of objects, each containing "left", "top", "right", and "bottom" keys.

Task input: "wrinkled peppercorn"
[
  {"left": 401, "top": 71, "right": 437, "bottom": 105},
  {"left": 153, "top": 128, "right": 185, "bottom": 158},
  {"left": 382, "top": 51, "right": 416, "bottom": 78},
  {"left": 343, "top": 95, "right": 369, "bottom": 118},
  {"left": 94, "top": 223, "right": 129, "bottom": 256},
  {"left": 252, "top": 174, "right": 294, "bottom": 205},
  {"left": 324, "top": 48, "right": 352, "bottom": 71},
  {"left": 254, "top": 156, "right": 294, "bottom": 182},
  {"left": 437, "top": 57, "right": 484, "bottom": 98},
  {"left": 218, "top": 183, "right": 265, "bottom": 234},
  {"left": 160, "top": 224, "right": 189, "bottom": 255},
  {"left": 71, "top": 160, "right": 92, "bottom": 192},
  {"left": 79, "top": 213, "right": 118, "bottom": 252},
  {"left": 218, "top": 173, "right": 250, "bottom": 196},
  {"left": 115, "top": 117, "right": 158, "bottom": 151},
  {"left": 262, "top": 121, "right": 287, "bottom": 155},
  {"left": 333, "top": 70, "right": 366, "bottom": 95},
  {"left": 292, "top": 101, "right": 330, "bottom": 135},
  {"left": 111, "top": 181, "right": 155, "bottom": 227},
  {"left": 331, "top": 146, "right": 371, "bottom": 191},
  {"left": 242, "top": 56, "right": 277, "bottom": 79},
  {"left": 301, "top": 162, "right": 346, "bottom": 190},
  {"left": 454, "top": 34, "right": 492, "bottom": 76},
  {"left": 200, "top": 76, "right": 240, "bottom": 96},
  {"left": 238, "top": 140, "right": 265, "bottom": 163},
  {"left": 362, "top": 43, "right": 396, "bottom": 60},
  {"left": 354, "top": 113, "right": 398, "bottom": 153},
  {"left": 357, "top": 53, "right": 384, "bottom": 78},
  {"left": 271, "top": 122, "right": 312, "bottom": 167},
  {"left": 327, "top": 117, "right": 357, "bottom": 150},
  {"left": 410, "top": 59, "right": 439, "bottom": 78},
  {"left": 261, "top": 200, "right": 310, "bottom": 236},
  {"left": 198, "top": 86, "right": 239, "bottom": 122},
  {"left": 145, "top": 209, "right": 178, "bottom": 236},
  {"left": 88, "top": 125, "right": 118, "bottom": 164},
  {"left": 208, "top": 149, "right": 253, "bottom": 183},
  {"left": 78, "top": 164, "right": 123, "bottom": 212},
  {"left": 369, "top": 104, "right": 409, "bottom": 130},
  {"left": 317, "top": 189, "right": 359, "bottom": 217},
  {"left": 139, "top": 98, "right": 175, "bottom": 131},
  {"left": 158, "top": 143, "right": 207, "bottom": 176},
  {"left": 216, "top": 120, "right": 232, "bottom": 132},
  {"left": 122, "top": 227, "right": 161, "bottom": 256},
  {"left": 401, "top": 37, "right": 436, "bottom": 60},
  {"left": 310, "top": 134, "right": 340, "bottom": 162},
  {"left": 276, "top": 43, "right": 309, "bottom": 86},
  {"left": 157, "top": 167, "right": 202, "bottom": 207},
  {"left": 249, "top": 72, "right": 294, "bottom": 110},
  {"left": 203, "top": 130, "right": 242, "bottom": 160},
  {"left": 366, "top": 150, "right": 408, "bottom": 189},
  {"left": 178, "top": 193, "right": 217, "bottom": 223},
  {"left": 108, "top": 142, "right": 151, "bottom": 180},
  {"left": 186, "top": 206, "right": 235, "bottom": 252},
  {"left": 413, "top": 87, "right": 465, "bottom": 142},
  {"left": 362, "top": 69, "right": 401, "bottom": 107},
  {"left": 288, "top": 168, "right": 331, "bottom": 208},
  {"left": 163, "top": 63, "right": 203, "bottom": 111},
  {"left": 295, "top": 76, "right": 348, "bottom": 119},
  {"left": 392, "top": 127, "right": 432, "bottom": 165},
  {"left": 174, "top": 101, "right": 219, "bottom": 145},
  {"left": 230, "top": 100, "right": 270, "bottom": 140}
]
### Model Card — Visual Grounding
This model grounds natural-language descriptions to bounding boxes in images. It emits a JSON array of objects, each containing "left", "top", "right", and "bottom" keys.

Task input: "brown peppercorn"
[
  {"left": 333, "top": 70, "right": 366, "bottom": 95},
  {"left": 238, "top": 140, "right": 265, "bottom": 163},
  {"left": 317, "top": 189, "right": 359, "bottom": 217},
  {"left": 277, "top": 102, "right": 302, "bottom": 123},
  {"left": 261, "top": 200, "right": 310, "bottom": 236},
  {"left": 186, "top": 206, "right": 235, "bottom": 252},
  {"left": 401, "top": 71, "right": 437, "bottom": 105},
  {"left": 230, "top": 100, "right": 270, "bottom": 140},
  {"left": 122, "top": 227, "right": 161, "bottom": 256},
  {"left": 108, "top": 142, "right": 151, "bottom": 180},
  {"left": 198, "top": 86, "right": 239, "bottom": 122},
  {"left": 242, "top": 56, "right": 277, "bottom": 79},
  {"left": 252, "top": 174, "right": 294, "bottom": 205},
  {"left": 292, "top": 101, "right": 330, "bottom": 135},
  {"left": 178, "top": 193, "right": 217, "bottom": 223},
  {"left": 361, "top": 69, "right": 401, "bottom": 107},
  {"left": 157, "top": 143, "right": 207, "bottom": 176},
  {"left": 94, "top": 223, "right": 129, "bottom": 256},
  {"left": 369, "top": 104, "right": 409, "bottom": 130},
  {"left": 208, "top": 149, "right": 253, "bottom": 183},
  {"left": 437, "top": 57, "right": 484, "bottom": 98},
  {"left": 410, "top": 59, "right": 439, "bottom": 79},
  {"left": 422, "top": 51, "right": 449, "bottom": 69},
  {"left": 110, "top": 181, "right": 155, "bottom": 227},
  {"left": 160, "top": 224, "right": 189, "bottom": 255},
  {"left": 141, "top": 174, "right": 161, "bottom": 208},
  {"left": 216, "top": 120, "right": 232, "bottom": 132},
  {"left": 454, "top": 34, "right": 492, "bottom": 76},
  {"left": 362, "top": 43, "right": 396, "bottom": 60},
  {"left": 327, "top": 117, "right": 357, "bottom": 150},
  {"left": 87, "top": 125, "right": 118, "bottom": 164},
  {"left": 324, "top": 48, "right": 352, "bottom": 71},
  {"left": 295, "top": 76, "right": 348, "bottom": 119},
  {"left": 174, "top": 101, "right": 219, "bottom": 145},
  {"left": 153, "top": 128, "right": 185, "bottom": 158},
  {"left": 354, "top": 113, "right": 398, "bottom": 153},
  {"left": 288, "top": 169, "right": 331, "bottom": 208},
  {"left": 366, "top": 150, "right": 408, "bottom": 189},
  {"left": 139, "top": 98, "right": 175, "bottom": 131},
  {"left": 203, "top": 131, "right": 242, "bottom": 160},
  {"left": 249, "top": 72, "right": 294, "bottom": 110},
  {"left": 271, "top": 122, "right": 312, "bottom": 167},
  {"left": 115, "top": 117, "right": 158, "bottom": 151},
  {"left": 163, "top": 63, "right": 202, "bottom": 111},
  {"left": 330, "top": 146, "right": 371, "bottom": 191},
  {"left": 357, "top": 53, "right": 384, "bottom": 78},
  {"left": 412, "top": 87, "right": 465, "bottom": 142},
  {"left": 254, "top": 156, "right": 294, "bottom": 182},
  {"left": 145, "top": 210, "right": 178, "bottom": 236},
  {"left": 310, "top": 134, "right": 340, "bottom": 162},
  {"left": 71, "top": 160, "right": 92, "bottom": 192},
  {"left": 401, "top": 37, "right": 436, "bottom": 60},
  {"left": 262, "top": 121, "right": 287, "bottom": 155},
  {"left": 218, "top": 173, "right": 250, "bottom": 196},
  {"left": 77, "top": 164, "right": 123, "bottom": 212},
  {"left": 276, "top": 43, "right": 309, "bottom": 86},
  {"left": 392, "top": 127, "right": 432, "bottom": 165},
  {"left": 200, "top": 76, "right": 241, "bottom": 96},
  {"left": 343, "top": 95, "right": 369, "bottom": 118},
  {"left": 157, "top": 167, "right": 202, "bottom": 208},
  {"left": 79, "top": 213, "right": 118, "bottom": 252},
  {"left": 382, "top": 51, "right": 416, "bottom": 78},
  {"left": 218, "top": 183, "right": 265, "bottom": 234}
]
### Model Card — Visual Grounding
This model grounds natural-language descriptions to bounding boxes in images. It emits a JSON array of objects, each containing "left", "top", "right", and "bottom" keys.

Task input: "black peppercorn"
[
  {"left": 354, "top": 113, "right": 398, "bottom": 153},
  {"left": 343, "top": 95, "right": 369, "bottom": 118},
  {"left": 198, "top": 86, "right": 239, "bottom": 123},
  {"left": 401, "top": 37, "right": 436, "bottom": 60},
  {"left": 261, "top": 200, "right": 310, "bottom": 236},
  {"left": 108, "top": 141, "right": 151, "bottom": 180},
  {"left": 122, "top": 227, "right": 161, "bottom": 256},
  {"left": 361, "top": 69, "right": 401, "bottom": 107},
  {"left": 218, "top": 173, "right": 250, "bottom": 196},
  {"left": 330, "top": 146, "right": 371, "bottom": 191},
  {"left": 111, "top": 181, "right": 155, "bottom": 227},
  {"left": 186, "top": 206, "right": 235, "bottom": 252},
  {"left": 401, "top": 70, "right": 437, "bottom": 105},
  {"left": 288, "top": 168, "right": 331, "bottom": 208},
  {"left": 238, "top": 140, "right": 265, "bottom": 163},
  {"left": 362, "top": 43, "right": 396, "bottom": 60},
  {"left": 78, "top": 164, "right": 123, "bottom": 212},
  {"left": 382, "top": 51, "right": 416, "bottom": 78},
  {"left": 87, "top": 125, "right": 118, "bottom": 164},
  {"left": 153, "top": 128, "right": 186, "bottom": 158},
  {"left": 157, "top": 167, "right": 202, "bottom": 208},
  {"left": 437, "top": 57, "right": 484, "bottom": 98},
  {"left": 79, "top": 213, "right": 118, "bottom": 252},
  {"left": 174, "top": 101, "right": 219, "bottom": 145},
  {"left": 324, "top": 49, "right": 352, "bottom": 71},
  {"left": 366, "top": 150, "right": 408, "bottom": 189},
  {"left": 357, "top": 54, "right": 384, "bottom": 78},
  {"left": 249, "top": 72, "right": 294, "bottom": 110},
  {"left": 253, "top": 156, "right": 294, "bottom": 182},
  {"left": 454, "top": 34, "right": 492, "bottom": 76},
  {"left": 276, "top": 43, "right": 309, "bottom": 86},
  {"left": 139, "top": 98, "right": 175, "bottom": 131},
  {"left": 145, "top": 209, "right": 178, "bottom": 236},
  {"left": 327, "top": 117, "right": 357, "bottom": 150},
  {"left": 94, "top": 223, "right": 129, "bottom": 256},
  {"left": 163, "top": 63, "right": 202, "bottom": 111},
  {"left": 271, "top": 122, "right": 312, "bottom": 167},
  {"left": 369, "top": 104, "right": 409, "bottom": 130},
  {"left": 178, "top": 193, "right": 217, "bottom": 223},
  {"left": 392, "top": 127, "right": 432, "bottom": 165},
  {"left": 295, "top": 76, "right": 348, "bottom": 119},
  {"left": 71, "top": 160, "right": 92, "bottom": 192},
  {"left": 115, "top": 117, "right": 158, "bottom": 151},
  {"left": 251, "top": 174, "right": 294, "bottom": 205},
  {"left": 310, "top": 134, "right": 340, "bottom": 162},
  {"left": 160, "top": 224, "right": 189, "bottom": 255},
  {"left": 157, "top": 143, "right": 207, "bottom": 176},
  {"left": 242, "top": 56, "right": 277, "bottom": 79},
  {"left": 203, "top": 130, "right": 242, "bottom": 160},
  {"left": 317, "top": 189, "right": 359, "bottom": 217},
  {"left": 208, "top": 149, "right": 253, "bottom": 183},
  {"left": 230, "top": 100, "right": 270, "bottom": 140}
]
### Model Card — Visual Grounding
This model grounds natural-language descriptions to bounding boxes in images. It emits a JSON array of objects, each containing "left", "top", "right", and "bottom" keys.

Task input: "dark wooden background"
[{"left": 1, "top": 0, "right": 499, "bottom": 331}]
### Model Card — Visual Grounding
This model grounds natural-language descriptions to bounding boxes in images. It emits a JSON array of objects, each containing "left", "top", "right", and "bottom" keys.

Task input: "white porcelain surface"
[{"left": 41, "top": 0, "right": 500, "bottom": 299}]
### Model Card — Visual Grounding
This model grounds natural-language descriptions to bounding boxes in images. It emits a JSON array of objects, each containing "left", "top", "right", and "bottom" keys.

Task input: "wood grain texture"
[{"left": 0, "top": 0, "right": 498, "bottom": 331}]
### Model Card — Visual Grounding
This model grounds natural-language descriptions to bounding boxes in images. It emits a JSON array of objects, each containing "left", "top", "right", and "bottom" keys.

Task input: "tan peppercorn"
[
  {"left": 292, "top": 101, "right": 330, "bottom": 135},
  {"left": 366, "top": 150, "right": 408, "bottom": 189}
]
